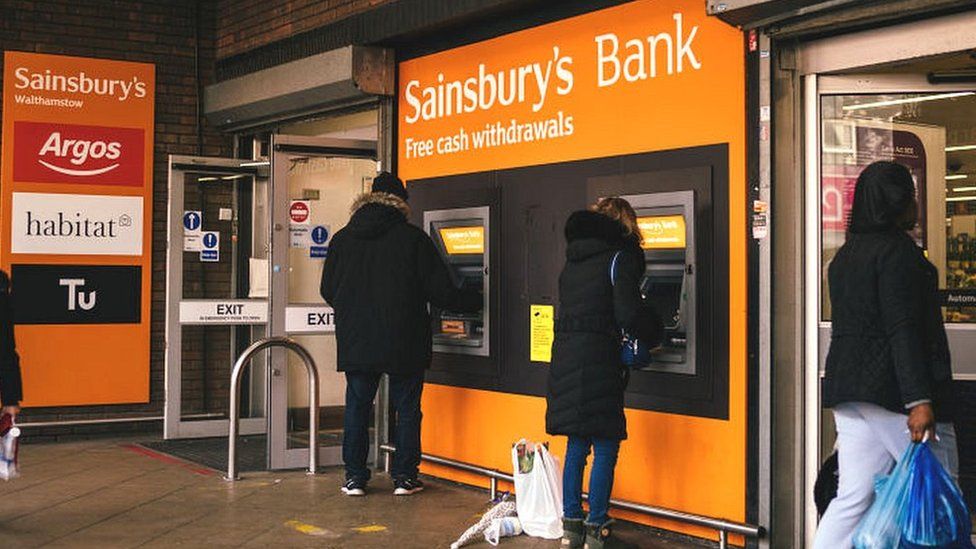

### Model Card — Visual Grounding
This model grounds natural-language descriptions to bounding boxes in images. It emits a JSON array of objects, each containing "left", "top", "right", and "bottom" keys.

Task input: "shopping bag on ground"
[
  {"left": 853, "top": 443, "right": 919, "bottom": 548},
  {"left": 901, "top": 442, "right": 974, "bottom": 549},
  {"left": 0, "top": 413, "right": 20, "bottom": 481},
  {"left": 512, "top": 439, "right": 563, "bottom": 539},
  {"left": 449, "top": 496, "right": 517, "bottom": 549}
]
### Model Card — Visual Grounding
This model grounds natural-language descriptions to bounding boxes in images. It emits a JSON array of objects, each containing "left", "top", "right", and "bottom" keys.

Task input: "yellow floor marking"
[
  {"left": 354, "top": 524, "right": 388, "bottom": 533},
  {"left": 285, "top": 520, "right": 337, "bottom": 537}
]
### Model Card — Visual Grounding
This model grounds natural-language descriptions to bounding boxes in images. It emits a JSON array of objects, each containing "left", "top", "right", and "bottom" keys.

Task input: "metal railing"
[
  {"left": 379, "top": 445, "right": 762, "bottom": 548},
  {"left": 226, "top": 337, "right": 320, "bottom": 481}
]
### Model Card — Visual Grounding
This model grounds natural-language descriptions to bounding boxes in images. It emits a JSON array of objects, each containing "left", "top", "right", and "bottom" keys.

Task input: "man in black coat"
[{"left": 320, "top": 172, "right": 481, "bottom": 497}]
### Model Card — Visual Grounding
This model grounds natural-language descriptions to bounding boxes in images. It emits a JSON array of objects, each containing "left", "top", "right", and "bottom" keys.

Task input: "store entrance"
[
  {"left": 805, "top": 62, "right": 976, "bottom": 539},
  {"left": 163, "top": 135, "right": 378, "bottom": 472}
]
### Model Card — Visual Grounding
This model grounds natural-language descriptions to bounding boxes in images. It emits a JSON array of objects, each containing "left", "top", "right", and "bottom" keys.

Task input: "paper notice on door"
[{"left": 530, "top": 304, "right": 554, "bottom": 363}]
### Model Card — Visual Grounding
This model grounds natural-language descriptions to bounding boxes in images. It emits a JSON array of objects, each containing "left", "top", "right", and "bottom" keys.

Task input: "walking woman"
[
  {"left": 0, "top": 270, "right": 22, "bottom": 419},
  {"left": 546, "top": 197, "right": 657, "bottom": 549},
  {"left": 814, "top": 161, "right": 959, "bottom": 547}
]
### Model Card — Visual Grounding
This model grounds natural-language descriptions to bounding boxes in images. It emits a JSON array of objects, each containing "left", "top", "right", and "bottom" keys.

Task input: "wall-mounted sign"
[
  {"left": 11, "top": 192, "right": 143, "bottom": 255},
  {"left": 179, "top": 300, "right": 268, "bottom": 324},
  {"left": 284, "top": 305, "right": 335, "bottom": 333},
  {"left": 2, "top": 51, "right": 155, "bottom": 406},
  {"left": 13, "top": 121, "right": 144, "bottom": 186},
  {"left": 200, "top": 231, "right": 219, "bottom": 262},
  {"left": 530, "top": 304, "right": 554, "bottom": 363},
  {"left": 289, "top": 200, "right": 310, "bottom": 224},
  {"left": 12, "top": 264, "right": 141, "bottom": 325},
  {"left": 182, "top": 210, "right": 202, "bottom": 252}
]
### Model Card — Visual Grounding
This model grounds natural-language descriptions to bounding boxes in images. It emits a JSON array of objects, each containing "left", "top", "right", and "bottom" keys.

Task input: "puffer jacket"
[{"left": 545, "top": 211, "right": 659, "bottom": 440}]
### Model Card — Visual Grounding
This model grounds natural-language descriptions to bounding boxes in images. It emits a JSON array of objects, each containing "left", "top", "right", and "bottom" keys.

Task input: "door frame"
[
  {"left": 164, "top": 155, "right": 269, "bottom": 439},
  {"left": 802, "top": 72, "right": 976, "bottom": 544},
  {"left": 267, "top": 134, "right": 378, "bottom": 469}
]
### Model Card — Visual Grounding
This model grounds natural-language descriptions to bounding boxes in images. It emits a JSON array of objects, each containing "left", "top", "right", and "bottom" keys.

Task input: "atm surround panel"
[
  {"left": 407, "top": 144, "right": 729, "bottom": 419},
  {"left": 423, "top": 207, "right": 490, "bottom": 357},
  {"left": 625, "top": 191, "right": 696, "bottom": 376}
]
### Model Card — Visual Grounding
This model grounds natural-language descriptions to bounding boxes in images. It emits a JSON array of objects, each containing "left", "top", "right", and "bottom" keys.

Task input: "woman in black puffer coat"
[{"left": 546, "top": 198, "right": 659, "bottom": 549}]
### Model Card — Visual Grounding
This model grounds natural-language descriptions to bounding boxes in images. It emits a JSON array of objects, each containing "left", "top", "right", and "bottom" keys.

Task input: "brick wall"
[
  {"left": 216, "top": 0, "right": 394, "bottom": 59},
  {"left": 0, "top": 0, "right": 233, "bottom": 429}
]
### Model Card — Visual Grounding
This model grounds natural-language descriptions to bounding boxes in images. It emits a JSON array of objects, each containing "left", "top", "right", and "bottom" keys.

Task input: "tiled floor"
[{"left": 0, "top": 438, "right": 707, "bottom": 548}]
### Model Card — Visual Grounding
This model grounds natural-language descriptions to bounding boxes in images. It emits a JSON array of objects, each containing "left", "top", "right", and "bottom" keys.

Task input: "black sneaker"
[
  {"left": 341, "top": 478, "right": 367, "bottom": 496},
  {"left": 393, "top": 477, "right": 424, "bottom": 496}
]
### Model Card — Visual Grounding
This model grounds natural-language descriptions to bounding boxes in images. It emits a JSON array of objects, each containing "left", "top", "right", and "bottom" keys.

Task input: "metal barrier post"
[{"left": 226, "top": 336, "right": 319, "bottom": 481}]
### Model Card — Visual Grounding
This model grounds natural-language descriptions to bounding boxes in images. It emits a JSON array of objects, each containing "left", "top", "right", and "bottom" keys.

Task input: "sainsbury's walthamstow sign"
[
  {"left": 1, "top": 51, "right": 155, "bottom": 407},
  {"left": 397, "top": 0, "right": 744, "bottom": 181}
]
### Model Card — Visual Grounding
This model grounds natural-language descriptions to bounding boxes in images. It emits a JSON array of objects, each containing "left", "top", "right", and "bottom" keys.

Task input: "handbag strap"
[{"left": 609, "top": 250, "right": 622, "bottom": 287}]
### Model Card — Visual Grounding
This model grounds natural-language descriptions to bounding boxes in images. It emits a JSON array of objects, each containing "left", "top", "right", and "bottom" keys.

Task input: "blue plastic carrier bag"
[
  {"left": 901, "top": 442, "right": 973, "bottom": 549},
  {"left": 853, "top": 443, "right": 919, "bottom": 548},
  {"left": 853, "top": 442, "right": 975, "bottom": 549}
]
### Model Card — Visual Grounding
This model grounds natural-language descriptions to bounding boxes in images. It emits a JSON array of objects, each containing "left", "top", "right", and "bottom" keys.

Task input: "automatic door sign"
[
  {"left": 309, "top": 225, "right": 329, "bottom": 258},
  {"left": 183, "top": 210, "right": 202, "bottom": 251},
  {"left": 200, "top": 231, "right": 219, "bottom": 262},
  {"left": 285, "top": 305, "right": 336, "bottom": 333},
  {"left": 11, "top": 264, "right": 141, "bottom": 324}
]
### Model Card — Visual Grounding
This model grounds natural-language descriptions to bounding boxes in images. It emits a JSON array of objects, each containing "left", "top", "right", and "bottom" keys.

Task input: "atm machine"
[
  {"left": 423, "top": 207, "right": 490, "bottom": 357},
  {"left": 626, "top": 191, "right": 696, "bottom": 375}
]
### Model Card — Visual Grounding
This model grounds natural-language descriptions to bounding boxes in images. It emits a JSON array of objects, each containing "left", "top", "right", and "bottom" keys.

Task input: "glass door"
[
  {"left": 268, "top": 135, "right": 378, "bottom": 469},
  {"left": 805, "top": 73, "right": 976, "bottom": 536},
  {"left": 164, "top": 156, "right": 270, "bottom": 439}
]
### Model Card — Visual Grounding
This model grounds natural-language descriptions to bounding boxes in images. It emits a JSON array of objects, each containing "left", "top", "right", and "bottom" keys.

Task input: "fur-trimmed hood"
[
  {"left": 564, "top": 210, "right": 636, "bottom": 261},
  {"left": 346, "top": 192, "right": 410, "bottom": 239}
]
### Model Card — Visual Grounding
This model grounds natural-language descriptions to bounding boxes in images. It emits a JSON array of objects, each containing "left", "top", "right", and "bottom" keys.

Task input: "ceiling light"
[
  {"left": 947, "top": 175, "right": 969, "bottom": 181},
  {"left": 841, "top": 91, "right": 975, "bottom": 111},
  {"left": 953, "top": 186, "right": 976, "bottom": 192},
  {"left": 197, "top": 176, "right": 218, "bottom": 182},
  {"left": 946, "top": 144, "right": 976, "bottom": 152},
  {"left": 221, "top": 174, "right": 250, "bottom": 180},
  {"left": 240, "top": 160, "right": 270, "bottom": 167},
  {"left": 946, "top": 195, "right": 976, "bottom": 202}
]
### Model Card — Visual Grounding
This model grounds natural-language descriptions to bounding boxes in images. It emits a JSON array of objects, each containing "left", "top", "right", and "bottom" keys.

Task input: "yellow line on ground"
[
  {"left": 285, "top": 520, "right": 338, "bottom": 538},
  {"left": 354, "top": 524, "right": 389, "bottom": 533}
]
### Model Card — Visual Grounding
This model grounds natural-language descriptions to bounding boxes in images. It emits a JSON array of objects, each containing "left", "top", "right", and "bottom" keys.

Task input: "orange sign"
[
  {"left": 439, "top": 226, "right": 485, "bottom": 255},
  {"left": 398, "top": 0, "right": 743, "bottom": 181},
  {"left": 639, "top": 215, "right": 686, "bottom": 249},
  {"left": 2, "top": 52, "right": 155, "bottom": 406}
]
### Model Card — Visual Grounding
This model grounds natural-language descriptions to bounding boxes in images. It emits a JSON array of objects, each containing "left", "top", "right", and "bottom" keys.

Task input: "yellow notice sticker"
[
  {"left": 439, "top": 226, "right": 485, "bottom": 255},
  {"left": 638, "top": 215, "right": 686, "bottom": 249},
  {"left": 530, "top": 305, "right": 555, "bottom": 363}
]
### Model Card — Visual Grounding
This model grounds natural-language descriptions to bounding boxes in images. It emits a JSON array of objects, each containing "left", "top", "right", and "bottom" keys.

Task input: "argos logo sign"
[{"left": 13, "top": 121, "right": 144, "bottom": 186}]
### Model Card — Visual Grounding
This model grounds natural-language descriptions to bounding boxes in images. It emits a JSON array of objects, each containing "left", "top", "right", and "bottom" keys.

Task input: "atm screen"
[
  {"left": 438, "top": 226, "right": 485, "bottom": 255},
  {"left": 638, "top": 215, "right": 686, "bottom": 250}
]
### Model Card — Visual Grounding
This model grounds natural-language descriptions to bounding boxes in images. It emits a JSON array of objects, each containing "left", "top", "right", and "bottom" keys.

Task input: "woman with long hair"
[
  {"left": 814, "top": 161, "right": 959, "bottom": 547},
  {"left": 546, "top": 197, "right": 657, "bottom": 549}
]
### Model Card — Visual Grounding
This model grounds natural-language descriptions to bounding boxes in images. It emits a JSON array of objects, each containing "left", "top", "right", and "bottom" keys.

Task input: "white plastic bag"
[
  {"left": 483, "top": 516, "right": 522, "bottom": 546},
  {"left": 512, "top": 439, "right": 563, "bottom": 539}
]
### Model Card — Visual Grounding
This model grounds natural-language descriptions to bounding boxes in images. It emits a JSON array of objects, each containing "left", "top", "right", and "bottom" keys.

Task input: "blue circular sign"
[
  {"left": 183, "top": 211, "right": 201, "bottom": 231},
  {"left": 203, "top": 232, "right": 218, "bottom": 249},
  {"left": 311, "top": 226, "right": 329, "bottom": 245}
]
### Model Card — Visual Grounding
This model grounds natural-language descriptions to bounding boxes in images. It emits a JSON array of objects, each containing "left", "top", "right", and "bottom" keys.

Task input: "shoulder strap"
[{"left": 609, "top": 250, "right": 622, "bottom": 287}]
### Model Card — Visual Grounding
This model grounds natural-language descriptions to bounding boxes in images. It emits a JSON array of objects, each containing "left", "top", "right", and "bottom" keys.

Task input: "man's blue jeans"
[
  {"left": 562, "top": 435, "right": 621, "bottom": 526},
  {"left": 343, "top": 371, "right": 424, "bottom": 483}
]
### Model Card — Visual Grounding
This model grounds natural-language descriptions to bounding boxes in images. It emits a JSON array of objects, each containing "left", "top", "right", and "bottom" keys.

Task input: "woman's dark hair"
[{"left": 847, "top": 161, "right": 917, "bottom": 234}]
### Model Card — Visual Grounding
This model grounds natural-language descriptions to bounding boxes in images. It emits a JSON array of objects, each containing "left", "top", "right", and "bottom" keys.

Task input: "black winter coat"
[
  {"left": 0, "top": 271, "right": 22, "bottom": 407},
  {"left": 320, "top": 193, "right": 481, "bottom": 376},
  {"left": 545, "top": 211, "right": 658, "bottom": 441},
  {"left": 823, "top": 231, "right": 956, "bottom": 420}
]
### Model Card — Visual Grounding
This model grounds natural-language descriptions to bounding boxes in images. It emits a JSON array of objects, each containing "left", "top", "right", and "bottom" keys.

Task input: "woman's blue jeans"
[{"left": 562, "top": 435, "right": 621, "bottom": 526}]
